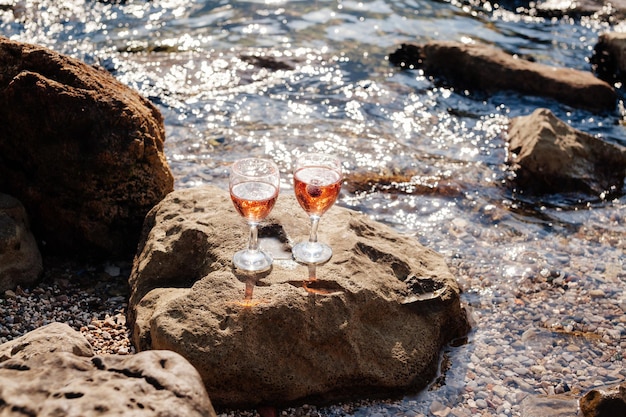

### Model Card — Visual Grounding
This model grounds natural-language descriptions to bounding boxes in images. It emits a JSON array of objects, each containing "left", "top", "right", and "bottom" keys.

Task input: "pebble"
[
  {"left": 0, "top": 261, "right": 133, "bottom": 355},
  {"left": 0, "top": 207, "right": 624, "bottom": 417}
]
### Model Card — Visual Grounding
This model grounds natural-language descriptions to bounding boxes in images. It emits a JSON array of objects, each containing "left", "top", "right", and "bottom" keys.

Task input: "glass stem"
[
  {"left": 248, "top": 222, "right": 259, "bottom": 251},
  {"left": 309, "top": 215, "right": 320, "bottom": 243}
]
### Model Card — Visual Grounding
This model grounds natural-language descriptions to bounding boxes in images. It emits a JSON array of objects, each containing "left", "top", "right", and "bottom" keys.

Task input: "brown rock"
[
  {"left": 580, "top": 382, "right": 626, "bottom": 417},
  {"left": 0, "top": 322, "right": 93, "bottom": 362},
  {"left": 0, "top": 322, "right": 217, "bottom": 417},
  {"left": 506, "top": 108, "right": 626, "bottom": 196},
  {"left": 389, "top": 41, "right": 616, "bottom": 112},
  {"left": 128, "top": 185, "right": 469, "bottom": 408},
  {"left": 0, "top": 193, "right": 42, "bottom": 292},
  {"left": 0, "top": 37, "right": 174, "bottom": 260}
]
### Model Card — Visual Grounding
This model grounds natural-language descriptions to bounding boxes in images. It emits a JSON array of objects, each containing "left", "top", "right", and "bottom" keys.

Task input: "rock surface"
[
  {"left": 579, "top": 382, "right": 626, "bottom": 417},
  {"left": 128, "top": 185, "right": 470, "bottom": 408},
  {"left": 0, "top": 36, "right": 174, "bottom": 260},
  {"left": 0, "top": 193, "right": 42, "bottom": 292},
  {"left": 388, "top": 41, "right": 616, "bottom": 112},
  {"left": 519, "top": 394, "right": 579, "bottom": 417},
  {"left": 0, "top": 322, "right": 217, "bottom": 417},
  {"left": 506, "top": 108, "right": 626, "bottom": 196},
  {"left": 592, "top": 31, "right": 626, "bottom": 83}
]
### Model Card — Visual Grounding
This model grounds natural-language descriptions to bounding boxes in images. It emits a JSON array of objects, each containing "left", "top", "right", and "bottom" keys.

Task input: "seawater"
[{"left": 1, "top": 0, "right": 625, "bottom": 415}]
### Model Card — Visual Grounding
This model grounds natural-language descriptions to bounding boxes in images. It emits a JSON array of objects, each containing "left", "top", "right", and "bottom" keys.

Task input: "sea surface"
[{"left": 1, "top": 0, "right": 625, "bottom": 416}]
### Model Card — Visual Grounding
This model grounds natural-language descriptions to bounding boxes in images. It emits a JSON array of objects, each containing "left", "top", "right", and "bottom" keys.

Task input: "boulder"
[
  {"left": 0, "top": 322, "right": 217, "bottom": 417},
  {"left": 0, "top": 193, "right": 42, "bottom": 292},
  {"left": 388, "top": 41, "right": 616, "bottom": 112},
  {"left": 592, "top": 32, "right": 626, "bottom": 83},
  {"left": 0, "top": 37, "right": 174, "bottom": 260},
  {"left": 580, "top": 382, "right": 626, "bottom": 417},
  {"left": 128, "top": 185, "right": 470, "bottom": 408},
  {"left": 506, "top": 108, "right": 626, "bottom": 196}
]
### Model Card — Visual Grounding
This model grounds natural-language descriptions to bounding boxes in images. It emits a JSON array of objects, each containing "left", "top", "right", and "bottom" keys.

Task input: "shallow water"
[{"left": 2, "top": 0, "right": 625, "bottom": 415}]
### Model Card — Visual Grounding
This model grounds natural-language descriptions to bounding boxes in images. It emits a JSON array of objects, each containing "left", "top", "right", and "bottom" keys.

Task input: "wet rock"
[
  {"left": 520, "top": 394, "right": 579, "bottom": 417},
  {"left": 240, "top": 54, "right": 296, "bottom": 71},
  {"left": 506, "top": 108, "right": 626, "bottom": 196},
  {"left": 128, "top": 185, "right": 470, "bottom": 408},
  {"left": 343, "top": 171, "right": 464, "bottom": 197},
  {"left": 0, "top": 36, "right": 174, "bottom": 260},
  {"left": 388, "top": 41, "right": 616, "bottom": 112},
  {"left": 580, "top": 382, "right": 626, "bottom": 417},
  {"left": 492, "top": 0, "right": 626, "bottom": 20},
  {"left": 592, "top": 32, "right": 626, "bottom": 84},
  {"left": 0, "top": 193, "right": 42, "bottom": 292},
  {"left": 0, "top": 322, "right": 216, "bottom": 417}
]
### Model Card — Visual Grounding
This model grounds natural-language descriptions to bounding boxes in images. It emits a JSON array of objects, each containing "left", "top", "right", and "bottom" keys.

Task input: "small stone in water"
[{"left": 104, "top": 264, "right": 121, "bottom": 277}]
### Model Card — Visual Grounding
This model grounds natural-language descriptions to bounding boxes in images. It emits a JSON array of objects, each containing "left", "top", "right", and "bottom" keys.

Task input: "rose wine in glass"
[
  {"left": 292, "top": 153, "right": 342, "bottom": 264},
  {"left": 229, "top": 158, "right": 280, "bottom": 272}
]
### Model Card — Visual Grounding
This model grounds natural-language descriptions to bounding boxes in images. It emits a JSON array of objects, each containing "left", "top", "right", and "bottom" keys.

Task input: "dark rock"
[
  {"left": 389, "top": 41, "right": 616, "bottom": 112},
  {"left": 592, "top": 32, "right": 626, "bottom": 84},
  {"left": 240, "top": 54, "right": 296, "bottom": 71},
  {"left": 506, "top": 108, "right": 626, "bottom": 196},
  {"left": 0, "top": 193, "right": 42, "bottom": 292},
  {"left": 580, "top": 382, "right": 626, "bottom": 417},
  {"left": 128, "top": 185, "right": 470, "bottom": 408},
  {"left": 0, "top": 37, "right": 174, "bottom": 260},
  {"left": 456, "top": 0, "right": 626, "bottom": 21}
]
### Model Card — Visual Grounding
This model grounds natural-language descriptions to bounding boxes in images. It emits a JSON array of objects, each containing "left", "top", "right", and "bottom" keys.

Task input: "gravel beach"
[
  {"left": 0, "top": 258, "right": 134, "bottom": 356},
  {"left": 1, "top": 1, "right": 625, "bottom": 416},
  {"left": 1, "top": 232, "right": 624, "bottom": 417}
]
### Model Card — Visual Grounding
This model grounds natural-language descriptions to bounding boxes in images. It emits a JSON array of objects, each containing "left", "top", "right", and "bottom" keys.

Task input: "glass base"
[
  {"left": 292, "top": 241, "right": 332, "bottom": 264},
  {"left": 233, "top": 249, "right": 273, "bottom": 272}
]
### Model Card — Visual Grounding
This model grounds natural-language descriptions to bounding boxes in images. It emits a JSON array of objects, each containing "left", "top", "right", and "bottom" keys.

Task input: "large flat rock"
[{"left": 128, "top": 185, "right": 469, "bottom": 408}]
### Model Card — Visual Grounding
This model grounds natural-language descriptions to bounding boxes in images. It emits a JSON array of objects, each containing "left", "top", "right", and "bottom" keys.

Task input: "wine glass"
[
  {"left": 292, "top": 153, "right": 342, "bottom": 264},
  {"left": 229, "top": 158, "right": 280, "bottom": 272}
]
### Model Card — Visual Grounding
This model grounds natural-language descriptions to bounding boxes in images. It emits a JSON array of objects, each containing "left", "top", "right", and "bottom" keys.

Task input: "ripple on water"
[{"left": 0, "top": 1, "right": 625, "bottom": 416}]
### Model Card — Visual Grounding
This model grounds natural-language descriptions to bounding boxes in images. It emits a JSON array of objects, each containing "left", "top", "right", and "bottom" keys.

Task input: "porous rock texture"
[
  {"left": 579, "top": 382, "right": 626, "bottom": 417},
  {"left": 388, "top": 40, "right": 616, "bottom": 112},
  {"left": 507, "top": 108, "right": 626, "bottom": 196},
  {"left": 0, "top": 322, "right": 217, "bottom": 417},
  {"left": 128, "top": 185, "right": 470, "bottom": 408},
  {"left": 0, "top": 193, "right": 42, "bottom": 292},
  {"left": 0, "top": 36, "right": 174, "bottom": 260}
]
